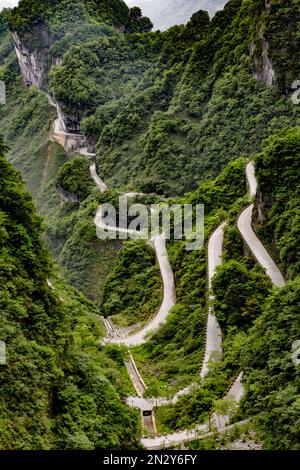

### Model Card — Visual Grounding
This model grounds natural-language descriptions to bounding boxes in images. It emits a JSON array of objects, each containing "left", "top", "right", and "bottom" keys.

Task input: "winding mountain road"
[
  {"left": 49, "top": 98, "right": 284, "bottom": 448},
  {"left": 132, "top": 161, "right": 285, "bottom": 448},
  {"left": 104, "top": 233, "right": 176, "bottom": 346},
  {"left": 200, "top": 221, "right": 225, "bottom": 378},
  {"left": 238, "top": 163, "right": 285, "bottom": 288},
  {"left": 125, "top": 352, "right": 147, "bottom": 397},
  {"left": 141, "top": 372, "right": 245, "bottom": 449}
]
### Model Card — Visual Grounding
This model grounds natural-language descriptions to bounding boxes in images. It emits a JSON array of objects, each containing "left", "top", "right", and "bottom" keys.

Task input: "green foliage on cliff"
[
  {"left": 254, "top": 127, "right": 300, "bottom": 280},
  {"left": 102, "top": 240, "right": 162, "bottom": 328},
  {"left": 213, "top": 259, "right": 272, "bottom": 332},
  {"left": 240, "top": 276, "right": 300, "bottom": 450},
  {"left": 141, "top": 128, "right": 300, "bottom": 446},
  {"left": 0, "top": 138, "right": 140, "bottom": 449},
  {"left": 56, "top": 155, "right": 93, "bottom": 200}
]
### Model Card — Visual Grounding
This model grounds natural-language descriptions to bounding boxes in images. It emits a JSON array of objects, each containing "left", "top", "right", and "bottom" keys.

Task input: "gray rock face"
[
  {"left": 12, "top": 28, "right": 51, "bottom": 89},
  {"left": 252, "top": 38, "right": 276, "bottom": 88},
  {"left": 13, "top": 28, "right": 82, "bottom": 133},
  {"left": 253, "top": 188, "right": 273, "bottom": 226},
  {"left": 57, "top": 186, "right": 80, "bottom": 203}
]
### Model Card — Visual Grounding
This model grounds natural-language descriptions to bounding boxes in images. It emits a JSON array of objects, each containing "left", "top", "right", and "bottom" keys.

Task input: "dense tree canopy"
[
  {"left": 0, "top": 137, "right": 140, "bottom": 449},
  {"left": 0, "top": 0, "right": 299, "bottom": 451}
]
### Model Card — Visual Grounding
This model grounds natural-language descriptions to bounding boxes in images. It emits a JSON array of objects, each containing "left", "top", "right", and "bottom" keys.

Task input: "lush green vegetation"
[
  {"left": 239, "top": 277, "right": 300, "bottom": 450},
  {"left": 213, "top": 259, "right": 272, "bottom": 333},
  {"left": 153, "top": 129, "right": 300, "bottom": 448},
  {"left": 0, "top": 137, "right": 140, "bottom": 449},
  {"left": 0, "top": 0, "right": 299, "bottom": 451},
  {"left": 132, "top": 158, "right": 247, "bottom": 396},
  {"left": 7, "top": 0, "right": 148, "bottom": 33},
  {"left": 56, "top": 155, "right": 93, "bottom": 200},
  {"left": 254, "top": 127, "right": 300, "bottom": 279},
  {"left": 6, "top": 0, "right": 299, "bottom": 195},
  {"left": 102, "top": 240, "right": 162, "bottom": 328},
  {"left": 264, "top": 0, "right": 300, "bottom": 92}
]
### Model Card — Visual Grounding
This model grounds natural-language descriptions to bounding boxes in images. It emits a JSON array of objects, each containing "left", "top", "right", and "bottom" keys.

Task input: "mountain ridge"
[
  {"left": 0, "top": 0, "right": 299, "bottom": 450},
  {"left": 126, "top": 0, "right": 228, "bottom": 30}
]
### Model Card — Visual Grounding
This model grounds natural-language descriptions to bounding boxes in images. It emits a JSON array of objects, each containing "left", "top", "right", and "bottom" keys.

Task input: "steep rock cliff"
[
  {"left": 252, "top": 38, "right": 276, "bottom": 88},
  {"left": 12, "top": 27, "right": 50, "bottom": 89},
  {"left": 12, "top": 27, "right": 83, "bottom": 134},
  {"left": 252, "top": 186, "right": 274, "bottom": 226}
]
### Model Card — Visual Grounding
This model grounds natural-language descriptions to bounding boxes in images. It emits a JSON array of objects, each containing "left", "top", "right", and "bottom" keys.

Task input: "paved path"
[
  {"left": 104, "top": 233, "right": 176, "bottom": 346},
  {"left": 89, "top": 163, "right": 108, "bottom": 193},
  {"left": 48, "top": 96, "right": 280, "bottom": 447},
  {"left": 141, "top": 372, "right": 245, "bottom": 449},
  {"left": 238, "top": 205, "right": 285, "bottom": 287},
  {"left": 200, "top": 221, "right": 225, "bottom": 378},
  {"left": 123, "top": 192, "right": 145, "bottom": 198},
  {"left": 238, "top": 163, "right": 285, "bottom": 288},
  {"left": 143, "top": 412, "right": 157, "bottom": 436}
]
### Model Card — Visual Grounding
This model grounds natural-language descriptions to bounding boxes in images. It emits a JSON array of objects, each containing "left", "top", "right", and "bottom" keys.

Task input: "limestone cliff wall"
[
  {"left": 252, "top": 38, "right": 276, "bottom": 88},
  {"left": 12, "top": 27, "right": 81, "bottom": 133},
  {"left": 12, "top": 28, "right": 50, "bottom": 89}
]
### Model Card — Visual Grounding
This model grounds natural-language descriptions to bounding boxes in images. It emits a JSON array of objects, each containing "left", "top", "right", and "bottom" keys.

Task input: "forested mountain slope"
[
  {"left": 0, "top": 0, "right": 296, "bottom": 307},
  {"left": 3, "top": 0, "right": 299, "bottom": 195},
  {"left": 0, "top": 0, "right": 299, "bottom": 451},
  {"left": 0, "top": 137, "right": 140, "bottom": 449}
]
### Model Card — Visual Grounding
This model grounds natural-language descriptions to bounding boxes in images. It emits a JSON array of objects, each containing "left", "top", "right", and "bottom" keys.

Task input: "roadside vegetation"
[{"left": 0, "top": 0, "right": 299, "bottom": 450}]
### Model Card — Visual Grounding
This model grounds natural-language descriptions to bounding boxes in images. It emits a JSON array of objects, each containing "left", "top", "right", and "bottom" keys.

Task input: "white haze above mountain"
[
  {"left": 0, "top": 0, "right": 18, "bottom": 11},
  {"left": 126, "top": 0, "right": 228, "bottom": 30}
]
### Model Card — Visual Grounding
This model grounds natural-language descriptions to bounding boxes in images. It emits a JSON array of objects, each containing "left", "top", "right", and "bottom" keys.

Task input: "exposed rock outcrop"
[
  {"left": 12, "top": 27, "right": 81, "bottom": 133},
  {"left": 12, "top": 28, "right": 51, "bottom": 89},
  {"left": 251, "top": 38, "right": 276, "bottom": 88},
  {"left": 57, "top": 186, "right": 80, "bottom": 203},
  {"left": 252, "top": 187, "right": 273, "bottom": 226}
]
